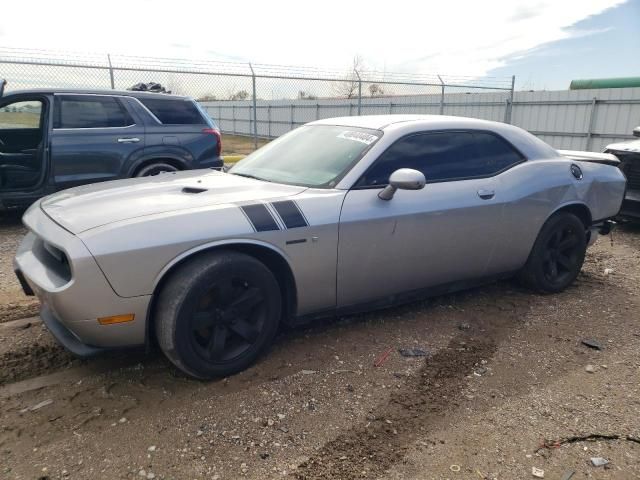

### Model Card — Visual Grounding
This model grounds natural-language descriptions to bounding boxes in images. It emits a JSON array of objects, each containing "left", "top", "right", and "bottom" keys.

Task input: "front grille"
[{"left": 607, "top": 150, "right": 640, "bottom": 191}]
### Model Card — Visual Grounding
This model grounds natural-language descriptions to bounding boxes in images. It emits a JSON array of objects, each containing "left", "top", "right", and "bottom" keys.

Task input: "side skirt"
[{"left": 289, "top": 270, "right": 519, "bottom": 327}]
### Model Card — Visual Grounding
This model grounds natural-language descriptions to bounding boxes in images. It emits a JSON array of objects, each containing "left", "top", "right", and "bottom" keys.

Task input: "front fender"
[{"left": 151, "top": 238, "right": 294, "bottom": 292}]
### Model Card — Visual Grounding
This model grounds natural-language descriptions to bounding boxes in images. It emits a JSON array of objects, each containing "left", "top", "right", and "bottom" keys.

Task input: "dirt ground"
[
  {"left": 222, "top": 134, "right": 269, "bottom": 157},
  {"left": 0, "top": 215, "right": 639, "bottom": 480}
]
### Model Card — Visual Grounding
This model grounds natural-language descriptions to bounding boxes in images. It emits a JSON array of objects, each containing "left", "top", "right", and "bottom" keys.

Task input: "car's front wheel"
[
  {"left": 519, "top": 211, "right": 587, "bottom": 293},
  {"left": 155, "top": 251, "right": 281, "bottom": 379}
]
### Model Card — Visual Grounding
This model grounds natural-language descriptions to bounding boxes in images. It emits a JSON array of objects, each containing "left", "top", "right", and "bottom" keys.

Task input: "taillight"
[{"left": 202, "top": 128, "right": 222, "bottom": 157}]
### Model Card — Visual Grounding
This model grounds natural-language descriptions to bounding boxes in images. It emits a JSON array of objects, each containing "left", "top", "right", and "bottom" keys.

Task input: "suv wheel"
[
  {"left": 135, "top": 162, "right": 179, "bottom": 177},
  {"left": 519, "top": 212, "right": 587, "bottom": 293},
  {"left": 155, "top": 251, "right": 281, "bottom": 379}
]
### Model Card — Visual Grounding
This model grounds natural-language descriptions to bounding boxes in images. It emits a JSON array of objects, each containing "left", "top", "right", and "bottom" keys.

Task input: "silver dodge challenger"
[{"left": 14, "top": 115, "right": 625, "bottom": 378}]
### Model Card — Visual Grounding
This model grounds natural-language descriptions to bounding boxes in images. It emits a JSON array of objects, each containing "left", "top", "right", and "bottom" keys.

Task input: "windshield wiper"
[{"left": 231, "top": 172, "right": 271, "bottom": 182}]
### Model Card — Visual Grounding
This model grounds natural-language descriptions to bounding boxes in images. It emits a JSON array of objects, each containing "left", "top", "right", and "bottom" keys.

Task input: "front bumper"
[
  {"left": 14, "top": 203, "right": 151, "bottom": 352},
  {"left": 40, "top": 304, "right": 109, "bottom": 357},
  {"left": 619, "top": 190, "right": 640, "bottom": 219}
]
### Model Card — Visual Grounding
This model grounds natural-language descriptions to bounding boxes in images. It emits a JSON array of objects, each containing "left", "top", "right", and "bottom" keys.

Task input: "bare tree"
[
  {"left": 298, "top": 90, "right": 317, "bottom": 100},
  {"left": 333, "top": 55, "right": 364, "bottom": 99},
  {"left": 368, "top": 83, "right": 384, "bottom": 97},
  {"left": 227, "top": 89, "right": 250, "bottom": 101}
]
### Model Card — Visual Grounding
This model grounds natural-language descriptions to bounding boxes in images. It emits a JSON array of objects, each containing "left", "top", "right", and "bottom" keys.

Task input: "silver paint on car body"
[{"left": 14, "top": 115, "right": 626, "bottom": 351}]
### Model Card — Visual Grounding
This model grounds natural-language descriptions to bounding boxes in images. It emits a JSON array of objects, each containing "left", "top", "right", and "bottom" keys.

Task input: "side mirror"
[
  {"left": 378, "top": 168, "right": 426, "bottom": 201},
  {"left": 633, "top": 126, "right": 640, "bottom": 138}
]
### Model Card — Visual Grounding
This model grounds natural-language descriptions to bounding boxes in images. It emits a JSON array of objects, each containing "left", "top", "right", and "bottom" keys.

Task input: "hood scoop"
[{"left": 182, "top": 186, "right": 208, "bottom": 194}]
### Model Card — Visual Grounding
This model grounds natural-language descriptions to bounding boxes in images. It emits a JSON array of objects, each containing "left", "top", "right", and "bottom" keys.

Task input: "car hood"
[
  {"left": 606, "top": 139, "right": 640, "bottom": 153},
  {"left": 40, "top": 170, "right": 307, "bottom": 233}
]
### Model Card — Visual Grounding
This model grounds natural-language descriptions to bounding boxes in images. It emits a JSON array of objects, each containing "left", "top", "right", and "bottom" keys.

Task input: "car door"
[
  {"left": 50, "top": 94, "right": 145, "bottom": 190},
  {"left": 336, "top": 130, "right": 525, "bottom": 308},
  {"left": 0, "top": 95, "right": 48, "bottom": 193}
]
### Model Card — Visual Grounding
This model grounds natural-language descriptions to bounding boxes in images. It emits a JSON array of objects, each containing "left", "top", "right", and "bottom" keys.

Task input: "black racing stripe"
[
  {"left": 272, "top": 200, "right": 308, "bottom": 229},
  {"left": 241, "top": 204, "right": 280, "bottom": 232}
]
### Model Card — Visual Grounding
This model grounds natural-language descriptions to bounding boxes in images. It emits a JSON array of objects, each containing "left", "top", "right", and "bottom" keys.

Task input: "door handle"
[
  {"left": 477, "top": 189, "right": 495, "bottom": 200},
  {"left": 117, "top": 137, "right": 140, "bottom": 143}
]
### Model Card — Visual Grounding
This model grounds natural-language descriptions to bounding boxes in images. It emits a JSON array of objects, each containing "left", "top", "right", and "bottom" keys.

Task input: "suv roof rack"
[{"left": 0, "top": 79, "right": 6, "bottom": 97}]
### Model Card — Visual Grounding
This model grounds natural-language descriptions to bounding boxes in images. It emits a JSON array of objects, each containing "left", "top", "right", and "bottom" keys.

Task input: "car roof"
[
  {"left": 2, "top": 88, "right": 191, "bottom": 100},
  {"left": 312, "top": 114, "right": 560, "bottom": 161},
  {"left": 310, "top": 114, "right": 505, "bottom": 131}
]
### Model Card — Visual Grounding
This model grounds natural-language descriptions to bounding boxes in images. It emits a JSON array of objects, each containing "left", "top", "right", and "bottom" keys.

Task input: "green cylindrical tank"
[{"left": 570, "top": 77, "right": 640, "bottom": 90}]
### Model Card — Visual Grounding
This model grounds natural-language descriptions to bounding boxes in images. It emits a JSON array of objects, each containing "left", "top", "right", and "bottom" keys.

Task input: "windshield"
[{"left": 229, "top": 125, "right": 381, "bottom": 187}]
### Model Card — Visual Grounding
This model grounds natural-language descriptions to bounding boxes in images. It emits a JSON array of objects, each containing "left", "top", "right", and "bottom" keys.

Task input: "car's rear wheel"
[
  {"left": 135, "top": 162, "right": 179, "bottom": 177},
  {"left": 155, "top": 251, "right": 281, "bottom": 379},
  {"left": 519, "top": 212, "right": 587, "bottom": 293}
]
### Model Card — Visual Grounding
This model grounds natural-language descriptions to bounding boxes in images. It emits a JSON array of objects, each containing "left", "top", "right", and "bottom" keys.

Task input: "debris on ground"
[
  {"left": 398, "top": 347, "right": 429, "bottom": 357},
  {"left": 458, "top": 322, "right": 471, "bottom": 330},
  {"left": 581, "top": 339, "right": 603, "bottom": 350},
  {"left": 374, "top": 347, "right": 393, "bottom": 367},
  {"left": 300, "top": 370, "right": 317, "bottom": 375},
  {"left": 590, "top": 457, "right": 609, "bottom": 467},
  {"left": 531, "top": 466, "right": 545, "bottom": 478},
  {"left": 585, "top": 364, "right": 596, "bottom": 373},
  {"left": 20, "top": 399, "right": 53, "bottom": 413},
  {"left": 474, "top": 366, "right": 488, "bottom": 376},
  {"left": 560, "top": 470, "right": 575, "bottom": 480}
]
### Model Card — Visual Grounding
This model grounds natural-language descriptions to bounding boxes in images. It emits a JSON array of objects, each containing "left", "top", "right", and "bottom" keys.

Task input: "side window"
[
  {"left": 54, "top": 96, "right": 134, "bottom": 129},
  {"left": 357, "top": 131, "right": 523, "bottom": 187},
  {"left": 139, "top": 98, "right": 204, "bottom": 125},
  {"left": 0, "top": 100, "right": 43, "bottom": 130}
]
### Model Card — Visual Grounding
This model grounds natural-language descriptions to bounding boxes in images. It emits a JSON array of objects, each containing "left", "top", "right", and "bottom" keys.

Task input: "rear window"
[
  {"left": 139, "top": 98, "right": 205, "bottom": 125},
  {"left": 54, "top": 95, "right": 134, "bottom": 129}
]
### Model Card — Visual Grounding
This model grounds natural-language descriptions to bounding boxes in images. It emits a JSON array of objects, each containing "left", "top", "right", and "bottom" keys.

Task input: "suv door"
[
  {"left": 0, "top": 95, "right": 48, "bottom": 194},
  {"left": 50, "top": 94, "right": 145, "bottom": 190},
  {"left": 336, "top": 130, "right": 525, "bottom": 308}
]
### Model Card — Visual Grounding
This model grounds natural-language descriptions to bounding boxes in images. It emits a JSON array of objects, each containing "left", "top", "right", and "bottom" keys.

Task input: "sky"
[{"left": 0, "top": 0, "right": 638, "bottom": 91}]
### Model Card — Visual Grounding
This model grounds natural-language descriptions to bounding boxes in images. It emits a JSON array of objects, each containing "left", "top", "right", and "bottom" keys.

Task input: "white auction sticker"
[{"left": 337, "top": 131, "right": 377, "bottom": 145}]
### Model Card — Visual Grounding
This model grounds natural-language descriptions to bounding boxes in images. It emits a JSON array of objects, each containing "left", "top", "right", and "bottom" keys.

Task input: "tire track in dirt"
[{"left": 294, "top": 331, "right": 497, "bottom": 480}]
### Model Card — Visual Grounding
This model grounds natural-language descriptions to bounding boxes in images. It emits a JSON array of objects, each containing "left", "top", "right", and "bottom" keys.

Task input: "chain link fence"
[{"left": 0, "top": 47, "right": 515, "bottom": 149}]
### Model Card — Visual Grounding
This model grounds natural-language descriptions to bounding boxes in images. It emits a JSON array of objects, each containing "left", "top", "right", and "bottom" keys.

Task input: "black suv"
[{"left": 0, "top": 86, "right": 222, "bottom": 209}]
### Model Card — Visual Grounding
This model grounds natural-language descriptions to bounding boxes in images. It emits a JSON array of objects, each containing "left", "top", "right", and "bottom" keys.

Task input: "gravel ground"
[
  {"left": 0, "top": 213, "right": 38, "bottom": 323},
  {"left": 0, "top": 219, "right": 638, "bottom": 479}
]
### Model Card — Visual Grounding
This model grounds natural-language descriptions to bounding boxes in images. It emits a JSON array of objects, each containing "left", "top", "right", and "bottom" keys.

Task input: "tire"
[
  {"left": 135, "top": 162, "right": 179, "bottom": 177},
  {"left": 155, "top": 251, "right": 281, "bottom": 379},
  {"left": 519, "top": 212, "right": 587, "bottom": 293}
]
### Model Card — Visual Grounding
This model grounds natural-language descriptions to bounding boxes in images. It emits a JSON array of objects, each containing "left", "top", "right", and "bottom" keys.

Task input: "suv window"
[
  {"left": 54, "top": 96, "right": 134, "bottom": 129},
  {"left": 139, "top": 98, "right": 204, "bottom": 125},
  {"left": 357, "top": 131, "right": 524, "bottom": 187},
  {"left": 0, "top": 100, "right": 43, "bottom": 130}
]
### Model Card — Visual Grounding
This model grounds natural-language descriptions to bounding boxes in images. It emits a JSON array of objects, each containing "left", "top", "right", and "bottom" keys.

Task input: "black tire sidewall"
[
  {"left": 525, "top": 212, "right": 587, "bottom": 293},
  {"left": 161, "top": 254, "right": 281, "bottom": 378},
  {"left": 135, "top": 163, "right": 178, "bottom": 177}
]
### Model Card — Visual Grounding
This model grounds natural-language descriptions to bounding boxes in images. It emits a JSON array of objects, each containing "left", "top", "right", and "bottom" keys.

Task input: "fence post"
[
  {"left": 504, "top": 75, "right": 516, "bottom": 124},
  {"left": 316, "top": 103, "right": 320, "bottom": 120},
  {"left": 290, "top": 104, "right": 295, "bottom": 131},
  {"left": 437, "top": 75, "right": 445, "bottom": 115},
  {"left": 249, "top": 63, "right": 258, "bottom": 149},
  {"left": 585, "top": 96, "right": 598, "bottom": 151},
  {"left": 355, "top": 69, "right": 362, "bottom": 116},
  {"left": 268, "top": 105, "right": 272, "bottom": 138},
  {"left": 232, "top": 105, "right": 236, "bottom": 134},
  {"left": 107, "top": 54, "right": 115, "bottom": 90}
]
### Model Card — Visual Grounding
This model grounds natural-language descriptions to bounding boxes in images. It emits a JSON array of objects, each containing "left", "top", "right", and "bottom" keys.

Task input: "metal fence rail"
[
  {"left": 1, "top": 47, "right": 638, "bottom": 152},
  {"left": 0, "top": 47, "right": 514, "bottom": 148}
]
